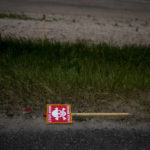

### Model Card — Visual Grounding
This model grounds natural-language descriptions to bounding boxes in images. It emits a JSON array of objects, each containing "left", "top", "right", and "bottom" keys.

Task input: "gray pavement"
[
  {"left": 0, "top": 126, "right": 150, "bottom": 150},
  {"left": 0, "top": 116, "right": 150, "bottom": 150}
]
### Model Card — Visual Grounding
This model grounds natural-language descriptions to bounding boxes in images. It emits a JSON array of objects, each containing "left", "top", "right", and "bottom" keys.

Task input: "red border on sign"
[{"left": 46, "top": 104, "right": 72, "bottom": 124}]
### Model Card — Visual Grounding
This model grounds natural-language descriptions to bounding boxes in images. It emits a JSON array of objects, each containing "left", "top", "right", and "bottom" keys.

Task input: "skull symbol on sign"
[{"left": 52, "top": 107, "right": 66, "bottom": 120}]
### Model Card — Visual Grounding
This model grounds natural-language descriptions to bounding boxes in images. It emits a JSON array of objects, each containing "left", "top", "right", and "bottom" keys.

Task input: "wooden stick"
[
  {"left": 72, "top": 113, "right": 130, "bottom": 117},
  {"left": 42, "top": 14, "right": 46, "bottom": 46}
]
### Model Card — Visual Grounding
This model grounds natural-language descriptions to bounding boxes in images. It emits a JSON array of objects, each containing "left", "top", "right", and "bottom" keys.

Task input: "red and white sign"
[{"left": 46, "top": 104, "right": 72, "bottom": 124}]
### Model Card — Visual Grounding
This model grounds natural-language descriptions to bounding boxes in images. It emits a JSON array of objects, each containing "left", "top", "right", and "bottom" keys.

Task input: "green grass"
[
  {"left": 0, "top": 37, "right": 150, "bottom": 117},
  {"left": 0, "top": 13, "right": 59, "bottom": 22},
  {"left": 0, "top": 13, "right": 37, "bottom": 20}
]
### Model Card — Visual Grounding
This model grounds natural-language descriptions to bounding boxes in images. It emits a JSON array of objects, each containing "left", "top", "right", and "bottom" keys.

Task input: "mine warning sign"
[{"left": 46, "top": 104, "right": 72, "bottom": 124}]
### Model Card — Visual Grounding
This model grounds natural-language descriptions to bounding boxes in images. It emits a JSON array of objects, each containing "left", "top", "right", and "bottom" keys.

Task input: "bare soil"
[{"left": 0, "top": 0, "right": 150, "bottom": 45}]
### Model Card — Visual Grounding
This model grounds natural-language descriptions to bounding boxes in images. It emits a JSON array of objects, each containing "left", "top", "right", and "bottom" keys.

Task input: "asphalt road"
[
  {"left": 0, "top": 127, "right": 150, "bottom": 150},
  {"left": 0, "top": 0, "right": 150, "bottom": 15},
  {"left": 0, "top": 116, "right": 150, "bottom": 150}
]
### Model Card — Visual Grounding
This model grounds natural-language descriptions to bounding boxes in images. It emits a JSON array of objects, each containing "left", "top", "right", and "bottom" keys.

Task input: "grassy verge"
[
  {"left": 0, "top": 13, "right": 58, "bottom": 22},
  {"left": 0, "top": 13, "right": 37, "bottom": 20},
  {"left": 0, "top": 38, "right": 150, "bottom": 118}
]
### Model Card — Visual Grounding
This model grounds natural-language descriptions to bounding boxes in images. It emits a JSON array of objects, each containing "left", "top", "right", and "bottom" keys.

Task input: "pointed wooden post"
[{"left": 42, "top": 14, "right": 46, "bottom": 46}]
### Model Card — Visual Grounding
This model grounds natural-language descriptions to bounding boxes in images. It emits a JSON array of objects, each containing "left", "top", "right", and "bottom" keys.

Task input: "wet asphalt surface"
[{"left": 0, "top": 128, "right": 150, "bottom": 150}]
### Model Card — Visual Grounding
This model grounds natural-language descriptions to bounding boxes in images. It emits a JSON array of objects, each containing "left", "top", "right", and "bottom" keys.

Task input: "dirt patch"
[{"left": 0, "top": 13, "right": 150, "bottom": 45}]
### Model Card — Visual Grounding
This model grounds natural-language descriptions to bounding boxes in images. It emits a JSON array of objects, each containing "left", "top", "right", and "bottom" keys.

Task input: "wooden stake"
[
  {"left": 72, "top": 113, "right": 130, "bottom": 117},
  {"left": 42, "top": 14, "right": 46, "bottom": 46}
]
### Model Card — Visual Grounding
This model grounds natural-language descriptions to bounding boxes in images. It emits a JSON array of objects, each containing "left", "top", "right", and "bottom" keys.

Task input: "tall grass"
[
  {"left": 0, "top": 37, "right": 150, "bottom": 114},
  {"left": 0, "top": 37, "right": 150, "bottom": 91}
]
